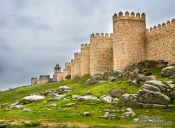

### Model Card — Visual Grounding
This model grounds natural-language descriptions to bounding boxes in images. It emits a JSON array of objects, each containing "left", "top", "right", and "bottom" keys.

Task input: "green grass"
[
  {"left": 0, "top": 69, "right": 175, "bottom": 127},
  {"left": 148, "top": 67, "right": 175, "bottom": 81}
]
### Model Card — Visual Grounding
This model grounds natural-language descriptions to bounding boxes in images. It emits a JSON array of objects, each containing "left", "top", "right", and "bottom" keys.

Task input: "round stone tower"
[
  {"left": 90, "top": 33, "right": 113, "bottom": 76},
  {"left": 70, "top": 59, "right": 75, "bottom": 79},
  {"left": 113, "top": 12, "right": 146, "bottom": 70},
  {"left": 31, "top": 78, "right": 37, "bottom": 85},
  {"left": 73, "top": 52, "right": 81, "bottom": 77},
  {"left": 80, "top": 43, "right": 90, "bottom": 76}
]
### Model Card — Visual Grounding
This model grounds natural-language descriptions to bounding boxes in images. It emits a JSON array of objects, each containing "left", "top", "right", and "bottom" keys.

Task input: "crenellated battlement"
[
  {"left": 65, "top": 62, "right": 71, "bottom": 67},
  {"left": 90, "top": 33, "right": 113, "bottom": 40},
  {"left": 81, "top": 43, "right": 90, "bottom": 50},
  {"left": 74, "top": 52, "right": 79, "bottom": 56},
  {"left": 147, "top": 19, "right": 175, "bottom": 33},
  {"left": 113, "top": 11, "right": 145, "bottom": 22},
  {"left": 31, "top": 12, "right": 175, "bottom": 85}
]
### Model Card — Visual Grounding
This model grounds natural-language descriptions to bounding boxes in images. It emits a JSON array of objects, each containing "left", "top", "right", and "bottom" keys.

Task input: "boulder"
[
  {"left": 49, "top": 103, "right": 57, "bottom": 107},
  {"left": 101, "top": 95, "right": 118, "bottom": 104},
  {"left": 141, "top": 84, "right": 161, "bottom": 92},
  {"left": 86, "top": 90, "right": 91, "bottom": 95},
  {"left": 161, "top": 66, "right": 175, "bottom": 78},
  {"left": 72, "top": 95, "right": 99, "bottom": 101},
  {"left": 123, "top": 71, "right": 147, "bottom": 84},
  {"left": 108, "top": 77, "right": 116, "bottom": 82},
  {"left": 144, "top": 80, "right": 168, "bottom": 91},
  {"left": 101, "top": 112, "right": 117, "bottom": 119},
  {"left": 123, "top": 108, "right": 136, "bottom": 117},
  {"left": 163, "top": 81, "right": 175, "bottom": 89},
  {"left": 119, "top": 94, "right": 141, "bottom": 107},
  {"left": 99, "top": 80, "right": 107, "bottom": 84},
  {"left": 64, "top": 103, "right": 76, "bottom": 107},
  {"left": 101, "top": 70, "right": 123, "bottom": 79},
  {"left": 146, "top": 76, "right": 156, "bottom": 81},
  {"left": 109, "top": 90, "right": 125, "bottom": 98},
  {"left": 84, "top": 75, "right": 102, "bottom": 85},
  {"left": 48, "top": 97, "right": 60, "bottom": 101},
  {"left": 14, "top": 105, "right": 23, "bottom": 109},
  {"left": 83, "top": 112, "right": 91, "bottom": 116},
  {"left": 137, "top": 89, "right": 170, "bottom": 105},
  {"left": 23, "top": 108, "right": 31, "bottom": 112},
  {"left": 59, "top": 86, "right": 71, "bottom": 92},
  {"left": 18, "top": 95, "right": 45, "bottom": 105}
]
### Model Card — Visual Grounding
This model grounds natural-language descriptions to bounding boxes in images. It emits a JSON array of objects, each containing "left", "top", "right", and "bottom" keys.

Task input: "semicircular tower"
[
  {"left": 90, "top": 33, "right": 113, "bottom": 76},
  {"left": 80, "top": 43, "right": 90, "bottom": 76},
  {"left": 113, "top": 12, "right": 146, "bottom": 70}
]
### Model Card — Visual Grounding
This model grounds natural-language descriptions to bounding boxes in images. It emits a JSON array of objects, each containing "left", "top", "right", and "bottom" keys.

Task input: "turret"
[
  {"left": 54, "top": 64, "right": 61, "bottom": 73},
  {"left": 90, "top": 33, "right": 113, "bottom": 75},
  {"left": 113, "top": 12, "right": 146, "bottom": 70},
  {"left": 80, "top": 43, "right": 90, "bottom": 76}
]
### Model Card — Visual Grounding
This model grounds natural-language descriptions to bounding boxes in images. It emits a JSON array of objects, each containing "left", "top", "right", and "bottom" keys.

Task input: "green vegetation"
[{"left": 0, "top": 69, "right": 175, "bottom": 128}]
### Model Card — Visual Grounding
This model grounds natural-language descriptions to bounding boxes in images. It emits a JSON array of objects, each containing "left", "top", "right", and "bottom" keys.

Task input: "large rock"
[
  {"left": 119, "top": 93, "right": 141, "bottom": 107},
  {"left": 161, "top": 66, "right": 175, "bottom": 78},
  {"left": 144, "top": 80, "right": 168, "bottom": 92},
  {"left": 84, "top": 75, "right": 102, "bottom": 85},
  {"left": 101, "top": 112, "right": 117, "bottom": 119},
  {"left": 59, "top": 86, "right": 71, "bottom": 92},
  {"left": 123, "top": 71, "right": 147, "bottom": 85},
  {"left": 141, "top": 84, "right": 161, "bottom": 92},
  {"left": 14, "top": 105, "right": 24, "bottom": 109},
  {"left": 137, "top": 89, "right": 170, "bottom": 105},
  {"left": 101, "top": 70, "right": 123, "bottom": 79},
  {"left": 23, "top": 108, "right": 31, "bottom": 112},
  {"left": 108, "top": 77, "right": 116, "bottom": 82},
  {"left": 83, "top": 112, "right": 91, "bottom": 116},
  {"left": 100, "top": 95, "right": 118, "bottom": 104},
  {"left": 72, "top": 95, "right": 99, "bottom": 101},
  {"left": 18, "top": 95, "right": 45, "bottom": 105},
  {"left": 123, "top": 108, "right": 136, "bottom": 117},
  {"left": 109, "top": 90, "right": 125, "bottom": 98}
]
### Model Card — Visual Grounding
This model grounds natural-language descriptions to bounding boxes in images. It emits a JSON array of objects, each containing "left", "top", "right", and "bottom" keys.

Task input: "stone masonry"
[{"left": 31, "top": 12, "right": 175, "bottom": 84}]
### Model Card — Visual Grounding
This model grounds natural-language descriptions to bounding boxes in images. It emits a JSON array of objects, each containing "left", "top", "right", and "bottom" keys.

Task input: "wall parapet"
[
  {"left": 81, "top": 43, "right": 90, "bottom": 50},
  {"left": 113, "top": 11, "right": 145, "bottom": 22},
  {"left": 90, "top": 33, "right": 113, "bottom": 40},
  {"left": 147, "top": 19, "right": 175, "bottom": 33}
]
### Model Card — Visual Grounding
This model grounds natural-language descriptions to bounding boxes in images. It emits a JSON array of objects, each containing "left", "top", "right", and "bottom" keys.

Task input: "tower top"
[{"left": 113, "top": 11, "right": 145, "bottom": 22}]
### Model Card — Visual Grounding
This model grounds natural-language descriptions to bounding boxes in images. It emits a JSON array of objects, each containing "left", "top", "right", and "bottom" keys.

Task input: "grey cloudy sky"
[{"left": 0, "top": 0, "right": 175, "bottom": 90}]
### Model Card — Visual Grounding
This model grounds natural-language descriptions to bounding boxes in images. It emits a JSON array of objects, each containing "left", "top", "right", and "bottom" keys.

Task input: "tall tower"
[
  {"left": 90, "top": 33, "right": 113, "bottom": 76},
  {"left": 54, "top": 64, "right": 61, "bottom": 73},
  {"left": 80, "top": 43, "right": 90, "bottom": 76},
  {"left": 113, "top": 12, "right": 146, "bottom": 70},
  {"left": 53, "top": 64, "right": 63, "bottom": 81},
  {"left": 74, "top": 52, "right": 81, "bottom": 77}
]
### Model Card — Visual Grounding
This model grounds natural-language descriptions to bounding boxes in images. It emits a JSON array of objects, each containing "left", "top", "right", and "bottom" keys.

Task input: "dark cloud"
[{"left": 0, "top": 0, "right": 175, "bottom": 90}]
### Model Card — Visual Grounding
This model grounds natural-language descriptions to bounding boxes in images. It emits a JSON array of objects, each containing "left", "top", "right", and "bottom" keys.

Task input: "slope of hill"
[{"left": 0, "top": 65, "right": 175, "bottom": 128}]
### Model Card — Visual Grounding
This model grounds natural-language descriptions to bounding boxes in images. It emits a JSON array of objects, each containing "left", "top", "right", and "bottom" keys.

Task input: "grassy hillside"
[{"left": 0, "top": 68, "right": 175, "bottom": 128}]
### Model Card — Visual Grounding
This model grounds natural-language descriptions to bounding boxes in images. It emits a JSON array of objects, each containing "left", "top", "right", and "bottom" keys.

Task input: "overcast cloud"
[{"left": 0, "top": 0, "right": 175, "bottom": 90}]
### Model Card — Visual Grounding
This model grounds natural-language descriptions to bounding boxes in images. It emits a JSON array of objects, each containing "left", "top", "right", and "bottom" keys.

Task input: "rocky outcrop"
[
  {"left": 84, "top": 70, "right": 123, "bottom": 85},
  {"left": 100, "top": 95, "right": 118, "bottom": 104},
  {"left": 119, "top": 94, "right": 141, "bottom": 107},
  {"left": 84, "top": 74, "right": 102, "bottom": 85},
  {"left": 72, "top": 95, "right": 99, "bottom": 101},
  {"left": 137, "top": 89, "right": 170, "bottom": 105},
  {"left": 161, "top": 66, "right": 175, "bottom": 78},
  {"left": 144, "top": 80, "right": 168, "bottom": 92},
  {"left": 109, "top": 90, "right": 125, "bottom": 98},
  {"left": 18, "top": 95, "right": 45, "bottom": 105},
  {"left": 119, "top": 80, "right": 172, "bottom": 107}
]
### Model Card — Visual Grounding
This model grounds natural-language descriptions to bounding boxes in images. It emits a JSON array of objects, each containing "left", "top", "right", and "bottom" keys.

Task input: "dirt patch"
[{"left": 41, "top": 120, "right": 90, "bottom": 128}]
